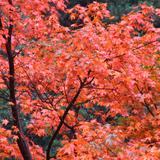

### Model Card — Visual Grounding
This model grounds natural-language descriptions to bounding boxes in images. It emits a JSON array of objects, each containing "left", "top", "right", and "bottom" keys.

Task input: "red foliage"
[{"left": 0, "top": 0, "right": 160, "bottom": 159}]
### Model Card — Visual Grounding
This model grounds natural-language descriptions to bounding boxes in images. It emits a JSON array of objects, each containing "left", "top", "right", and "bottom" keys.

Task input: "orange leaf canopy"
[{"left": 0, "top": 0, "right": 160, "bottom": 159}]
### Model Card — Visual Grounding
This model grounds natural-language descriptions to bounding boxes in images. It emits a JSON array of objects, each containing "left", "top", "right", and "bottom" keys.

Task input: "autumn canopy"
[{"left": 0, "top": 0, "right": 160, "bottom": 159}]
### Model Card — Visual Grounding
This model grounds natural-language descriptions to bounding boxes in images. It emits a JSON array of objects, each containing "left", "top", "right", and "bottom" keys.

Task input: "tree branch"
[
  {"left": 135, "top": 83, "right": 155, "bottom": 117},
  {"left": 133, "top": 38, "right": 160, "bottom": 51},
  {"left": 5, "top": 0, "right": 32, "bottom": 159},
  {"left": 46, "top": 75, "right": 94, "bottom": 160}
]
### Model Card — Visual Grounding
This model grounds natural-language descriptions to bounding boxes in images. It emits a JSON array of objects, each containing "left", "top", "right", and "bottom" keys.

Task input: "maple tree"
[{"left": 0, "top": 0, "right": 160, "bottom": 160}]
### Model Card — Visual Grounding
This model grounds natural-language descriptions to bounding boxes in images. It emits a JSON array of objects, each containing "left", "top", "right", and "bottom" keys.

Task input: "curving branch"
[{"left": 46, "top": 74, "right": 94, "bottom": 160}]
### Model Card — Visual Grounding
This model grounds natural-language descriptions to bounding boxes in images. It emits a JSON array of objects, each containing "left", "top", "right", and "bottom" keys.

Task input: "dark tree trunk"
[{"left": 5, "top": 1, "right": 32, "bottom": 158}]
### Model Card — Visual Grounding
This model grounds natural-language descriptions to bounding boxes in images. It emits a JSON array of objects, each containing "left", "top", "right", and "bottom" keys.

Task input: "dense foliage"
[
  {"left": 0, "top": 0, "right": 160, "bottom": 159},
  {"left": 61, "top": 0, "right": 160, "bottom": 25}
]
